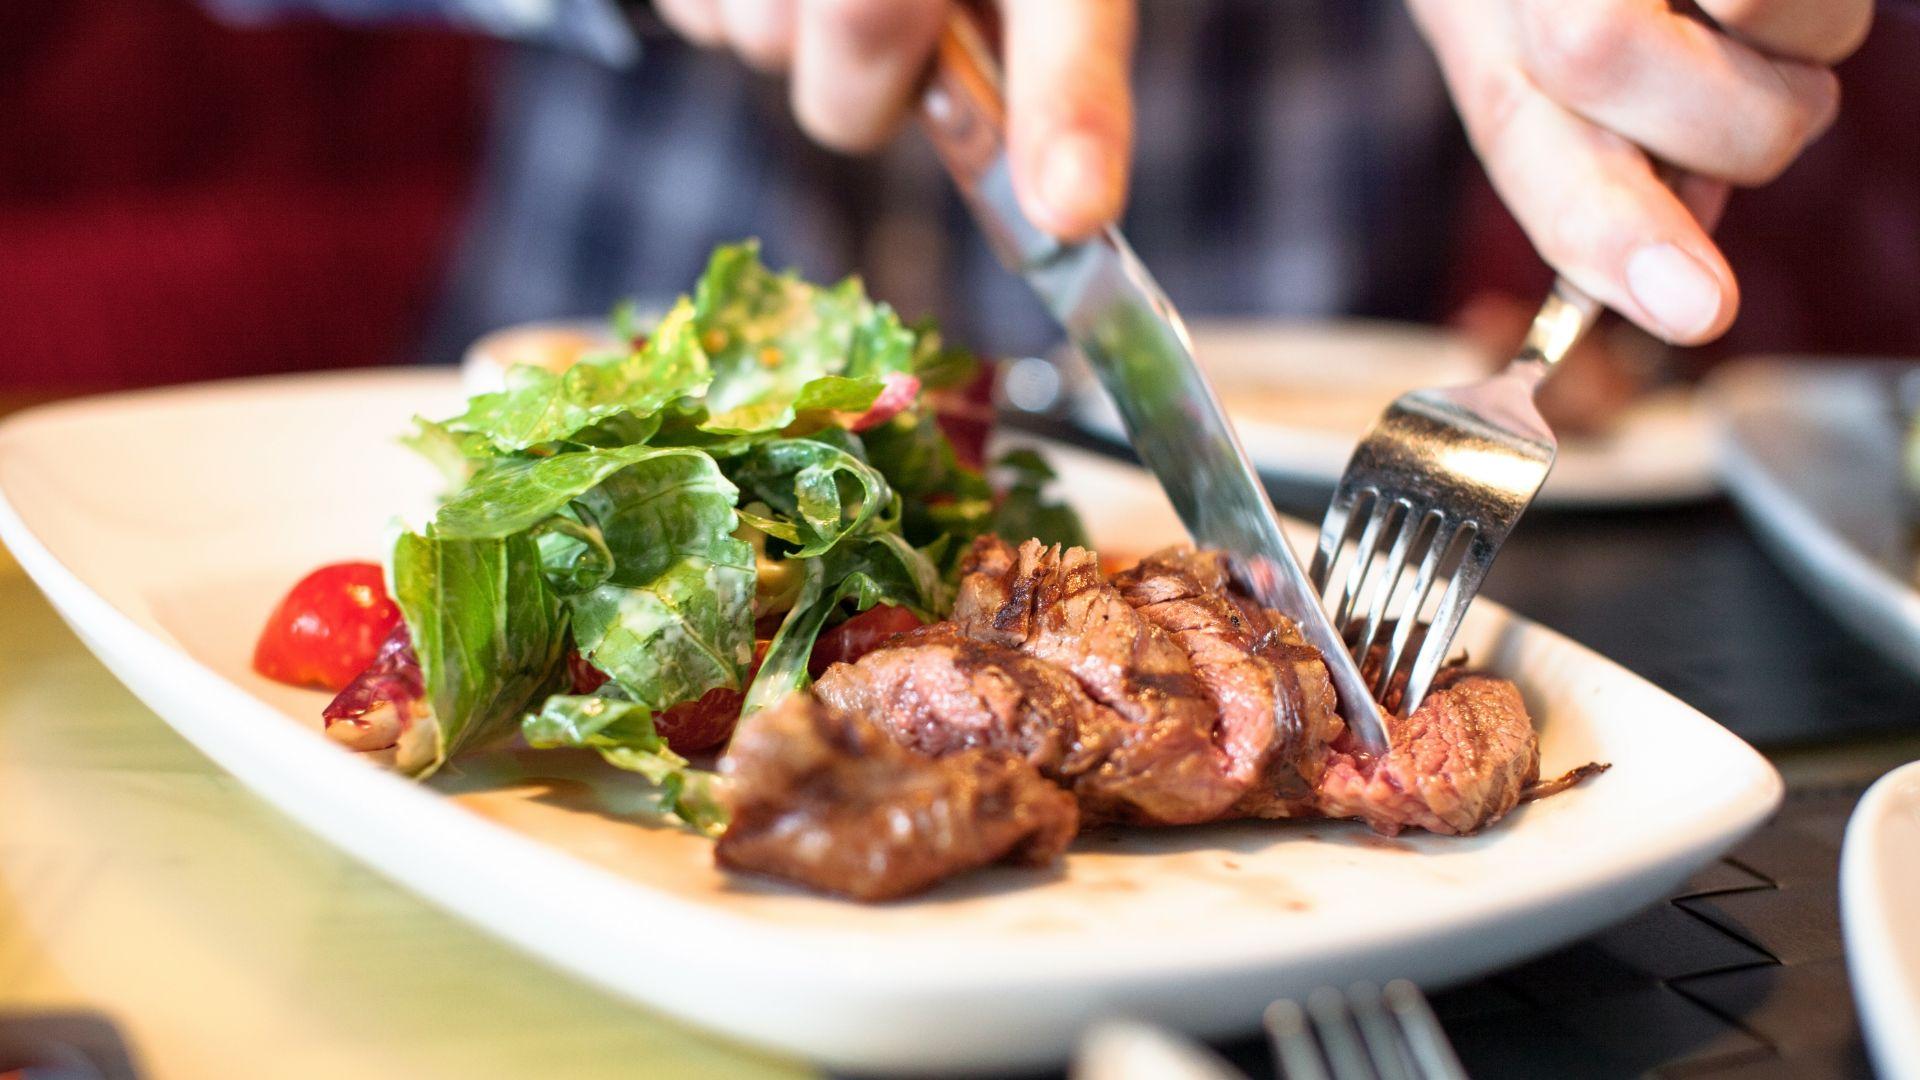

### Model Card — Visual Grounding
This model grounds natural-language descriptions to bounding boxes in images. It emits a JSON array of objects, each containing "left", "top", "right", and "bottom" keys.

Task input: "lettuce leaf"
[
  {"left": 522, "top": 696, "right": 728, "bottom": 835},
  {"left": 743, "top": 533, "right": 945, "bottom": 715},
  {"left": 730, "top": 435, "right": 896, "bottom": 558},
  {"left": 389, "top": 529, "right": 571, "bottom": 777},
  {"left": 692, "top": 241, "right": 916, "bottom": 433},
  {"left": 444, "top": 299, "right": 712, "bottom": 452},
  {"left": 988, "top": 449, "right": 1090, "bottom": 550},
  {"left": 432, "top": 444, "right": 717, "bottom": 542},
  {"left": 566, "top": 457, "right": 756, "bottom": 712}
]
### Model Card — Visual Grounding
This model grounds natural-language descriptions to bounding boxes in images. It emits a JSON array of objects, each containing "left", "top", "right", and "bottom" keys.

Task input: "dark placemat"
[{"left": 1199, "top": 783, "right": 1875, "bottom": 1080}]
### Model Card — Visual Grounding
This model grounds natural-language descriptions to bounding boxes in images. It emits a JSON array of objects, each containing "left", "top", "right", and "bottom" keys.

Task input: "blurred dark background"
[{"left": 2, "top": 0, "right": 1917, "bottom": 403}]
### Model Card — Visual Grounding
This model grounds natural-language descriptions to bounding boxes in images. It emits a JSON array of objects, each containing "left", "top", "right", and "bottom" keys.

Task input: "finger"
[
  {"left": 656, "top": 0, "right": 727, "bottom": 47},
  {"left": 718, "top": 0, "right": 799, "bottom": 71},
  {"left": 790, "top": 0, "right": 947, "bottom": 152},
  {"left": 1694, "top": 0, "right": 1874, "bottom": 64},
  {"left": 1418, "top": 14, "right": 1738, "bottom": 343},
  {"left": 1515, "top": 0, "right": 1839, "bottom": 185},
  {"left": 1001, "top": 0, "right": 1136, "bottom": 239}
]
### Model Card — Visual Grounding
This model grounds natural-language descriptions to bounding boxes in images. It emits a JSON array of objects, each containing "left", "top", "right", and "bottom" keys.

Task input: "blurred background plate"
[
  {"left": 1058, "top": 319, "right": 1721, "bottom": 509},
  {"left": 1842, "top": 758, "right": 1920, "bottom": 1080},
  {"left": 1705, "top": 359, "right": 1920, "bottom": 676}
]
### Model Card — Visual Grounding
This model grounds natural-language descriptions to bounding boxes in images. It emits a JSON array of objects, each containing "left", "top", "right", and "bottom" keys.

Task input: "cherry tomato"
[
  {"left": 655, "top": 639, "right": 769, "bottom": 755},
  {"left": 808, "top": 604, "right": 925, "bottom": 678},
  {"left": 254, "top": 562, "right": 403, "bottom": 692}
]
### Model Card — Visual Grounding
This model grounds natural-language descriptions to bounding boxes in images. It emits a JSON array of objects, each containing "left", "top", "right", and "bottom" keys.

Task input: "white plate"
[
  {"left": 0, "top": 370, "right": 1780, "bottom": 1073},
  {"left": 1842, "top": 760, "right": 1920, "bottom": 1080},
  {"left": 1067, "top": 319, "right": 1721, "bottom": 508},
  {"left": 1705, "top": 359, "right": 1920, "bottom": 675}
]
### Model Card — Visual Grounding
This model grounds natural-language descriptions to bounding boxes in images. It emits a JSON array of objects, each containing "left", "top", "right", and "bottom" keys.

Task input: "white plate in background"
[
  {"left": 1842, "top": 759, "right": 1920, "bottom": 1080},
  {"left": 1066, "top": 319, "right": 1721, "bottom": 508},
  {"left": 1704, "top": 359, "right": 1920, "bottom": 676},
  {"left": 0, "top": 370, "right": 1779, "bottom": 1073}
]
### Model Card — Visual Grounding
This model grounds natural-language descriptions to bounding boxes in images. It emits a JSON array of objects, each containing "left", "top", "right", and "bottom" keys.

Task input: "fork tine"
[
  {"left": 1352, "top": 505, "right": 1432, "bottom": 669},
  {"left": 1374, "top": 518, "right": 1466, "bottom": 704},
  {"left": 1307, "top": 986, "right": 1380, "bottom": 1080},
  {"left": 1382, "top": 981, "right": 1470, "bottom": 1080},
  {"left": 1265, "top": 1000, "right": 1334, "bottom": 1080},
  {"left": 1332, "top": 495, "right": 1397, "bottom": 636},
  {"left": 1346, "top": 984, "right": 1418, "bottom": 1080},
  {"left": 1400, "top": 533, "right": 1494, "bottom": 715},
  {"left": 1311, "top": 485, "right": 1365, "bottom": 593}
]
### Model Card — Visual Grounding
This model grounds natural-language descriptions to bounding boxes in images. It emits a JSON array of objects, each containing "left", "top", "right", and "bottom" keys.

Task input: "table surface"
[{"left": 4, "top": 424, "right": 1919, "bottom": 1080}]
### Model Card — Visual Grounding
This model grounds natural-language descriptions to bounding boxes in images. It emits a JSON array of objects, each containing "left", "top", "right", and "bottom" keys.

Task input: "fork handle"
[
  {"left": 1511, "top": 162, "right": 1693, "bottom": 384},
  {"left": 1513, "top": 277, "right": 1603, "bottom": 375}
]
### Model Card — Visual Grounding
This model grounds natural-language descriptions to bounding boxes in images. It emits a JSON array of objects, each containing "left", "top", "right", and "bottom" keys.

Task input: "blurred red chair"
[{"left": 0, "top": 0, "right": 484, "bottom": 405}]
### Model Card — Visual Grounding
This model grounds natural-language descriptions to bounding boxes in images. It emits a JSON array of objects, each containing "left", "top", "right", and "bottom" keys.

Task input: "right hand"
[{"left": 654, "top": 0, "right": 1137, "bottom": 241}]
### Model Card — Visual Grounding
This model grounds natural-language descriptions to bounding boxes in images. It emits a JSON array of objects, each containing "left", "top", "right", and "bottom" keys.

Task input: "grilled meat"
[
  {"left": 1315, "top": 670, "right": 1541, "bottom": 836},
  {"left": 945, "top": 537, "right": 1243, "bottom": 823},
  {"left": 1111, "top": 547, "right": 1344, "bottom": 818},
  {"left": 717, "top": 540, "right": 1601, "bottom": 899},
  {"left": 715, "top": 693, "right": 1078, "bottom": 902}
]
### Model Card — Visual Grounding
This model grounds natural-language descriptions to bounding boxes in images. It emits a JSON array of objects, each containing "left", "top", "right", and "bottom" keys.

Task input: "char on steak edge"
[{"left": 717, "top": 537, "right": 1606, "bottom": 900}]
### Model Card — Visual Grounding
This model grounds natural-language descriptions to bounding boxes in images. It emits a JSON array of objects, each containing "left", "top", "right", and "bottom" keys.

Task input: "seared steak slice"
[
  {"left": 948, "top": 537, "right": 1244, "bottom": 823},
  {"left": 815, "top": 625, "right": 1236, "bottom": 824},
  {"left": 1315, "top": 670, "right": 1540, "bottom": 835},
  {"left": 1112, "top": 547, "right": 1344, "bottom": 818},
  {"left": 715, "top": 693, "right": 1078, "bottom": 901}
]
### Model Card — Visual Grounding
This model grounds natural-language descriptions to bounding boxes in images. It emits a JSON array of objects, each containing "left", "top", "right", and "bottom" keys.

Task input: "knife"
[{"left": 915, "top": 12, "right": 1391, "bottom": 756}]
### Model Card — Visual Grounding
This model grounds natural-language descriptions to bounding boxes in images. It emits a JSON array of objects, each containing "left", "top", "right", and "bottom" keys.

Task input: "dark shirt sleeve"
[{"left": 199, "top": 0, "right": 642, "bottom": 65}]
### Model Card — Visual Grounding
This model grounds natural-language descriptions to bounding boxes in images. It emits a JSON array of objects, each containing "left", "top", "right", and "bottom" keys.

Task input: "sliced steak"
[
  {"left": 715, "top": 693, "right": 1078, "bottom": 902},
  {"left": 1314, "top": 670, "right": 1540, "bottom": 835},
  {"left": 946, "top": 537, "right": 1244, "bottom": 823},
  {"left": 1112, "top": 547, "right": 1344, "bottom": 818},
  {"left": 816, "top": 625, "right": 1233, "bottom": 824}
]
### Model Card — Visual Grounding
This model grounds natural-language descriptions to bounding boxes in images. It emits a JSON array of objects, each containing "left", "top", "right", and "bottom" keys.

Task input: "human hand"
[
  {"left": 654, "top": 0, "right": 1135, "bottom": 240},
  {"left": 1410, "top": 0, "right": 1872, "bottom": 344}
]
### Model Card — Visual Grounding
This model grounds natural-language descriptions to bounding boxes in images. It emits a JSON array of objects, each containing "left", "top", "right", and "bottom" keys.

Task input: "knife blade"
[{"left": 916, "top": 13, "right": 1391, "bottom": 755}]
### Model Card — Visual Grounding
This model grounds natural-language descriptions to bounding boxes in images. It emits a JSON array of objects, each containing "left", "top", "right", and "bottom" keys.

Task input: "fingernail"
[
  {"left": 1626, "top": 243, "right": 1722, "bottom": 341},
  {"left": 1040, "top": 134, "right": 1112, "bottom": 234}
]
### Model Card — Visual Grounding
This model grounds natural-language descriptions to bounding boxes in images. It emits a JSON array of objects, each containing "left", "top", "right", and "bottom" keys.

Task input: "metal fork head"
[
  {"left": 1309, "top": 282, "right": 1599, "bottom": 718},
  {"left": 1309, "top": 367, "right": 1556, "bottom": 717},
  {"left": 1264, "top": 980, "right": 1470, "bottom": 1080}
]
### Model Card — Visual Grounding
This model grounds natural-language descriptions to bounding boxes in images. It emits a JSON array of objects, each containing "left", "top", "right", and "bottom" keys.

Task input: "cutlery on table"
[
  {"left": 914, "top": 9, "right": 1392, "bottom": 756},
  {"left": 1266, "top": 980, "right": 1470, "bottom": 1080},
  {"left": 1071, "top": 981, "right": 1470, "bottom": 1080}
]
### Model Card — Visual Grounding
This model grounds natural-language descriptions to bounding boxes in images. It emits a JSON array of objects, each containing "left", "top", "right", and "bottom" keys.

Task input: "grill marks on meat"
[
  {"left": 1112, "top": 548, "right": 1344, "bottom": 819},
  {"left": 947, "top": 538, "right": 1244, "bottom": 823},
  {"left": 716, "top": 694, "right": 1078, "bottom": 902},
  {"left": 1315, "top": 671, "right": 1541, "bottom": 836},
  {"left": 717, "top": 539, "right": 1603, "bottom": 899}
]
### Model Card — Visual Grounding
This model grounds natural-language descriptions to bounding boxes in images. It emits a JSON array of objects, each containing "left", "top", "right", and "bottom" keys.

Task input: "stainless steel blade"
[{"left": 916, "top": 14, "right": 1391, "bottom": 755}]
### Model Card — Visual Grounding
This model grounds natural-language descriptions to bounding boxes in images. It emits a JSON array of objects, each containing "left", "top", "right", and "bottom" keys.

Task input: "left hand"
[{"left": 1409, "top": 0, "right": 1873, "bottom": 344}]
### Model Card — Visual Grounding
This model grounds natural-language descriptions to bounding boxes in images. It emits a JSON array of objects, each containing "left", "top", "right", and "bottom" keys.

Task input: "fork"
[
  {"left": 1266, "top": 980, "right": 1471, "bottom": 1080},
  {"left": 1309, "top": 279, "right": 1601, "bottom": 716}
]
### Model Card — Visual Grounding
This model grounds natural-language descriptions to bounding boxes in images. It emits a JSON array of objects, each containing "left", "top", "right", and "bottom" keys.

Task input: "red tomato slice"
[
  {"left": 253, "top": 562, "right": 403, "bottom": 692},
  {"left": 809, "top": 604, "right": 925, "bottom": 678}
]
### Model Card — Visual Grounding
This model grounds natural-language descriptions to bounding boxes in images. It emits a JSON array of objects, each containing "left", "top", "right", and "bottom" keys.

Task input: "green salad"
[{"left": 374, "top": 242, "right": 1082, "bottom": 832}]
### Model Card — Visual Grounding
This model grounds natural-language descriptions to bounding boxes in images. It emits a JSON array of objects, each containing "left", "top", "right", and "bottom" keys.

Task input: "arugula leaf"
[
  {"left": 522, "top": 695, "right": 728, "bottom": 835},
  {"left": 989, "top": 448, "right": 1090, "bottom": 550},
  {"left": 444, "top": 299, "right": 712, "bottom": 452},
  {"left": 566, "top": 456, "right": 757, "bottom": 712},
  {"left": 692, "top": 242, "right": 916, "bottom": 432},
  {"left": 432, "top": 444, "right": 717, "bottom": 541},
  {"left": 858, "top": 403, "right": 994, "bottom": 552},
  {"left": 389, "top": 529, "right": 570, "bottom": 777},
  {"left": 730, "top": 436, "right": 895, "bottom": 558},
  {"left": 742, "top": 533, "right": 945, "bottom": 715}
]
